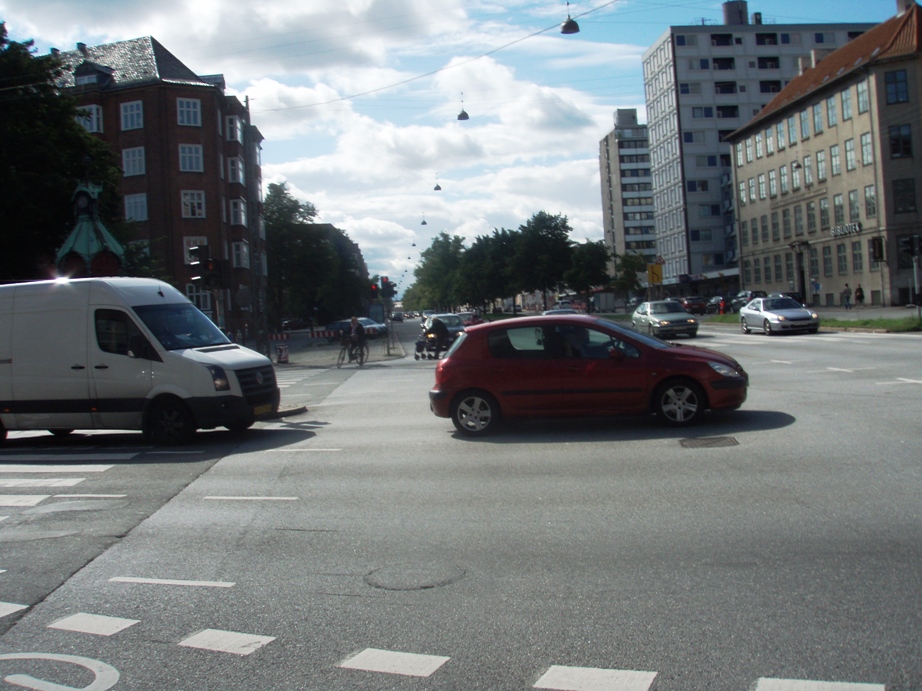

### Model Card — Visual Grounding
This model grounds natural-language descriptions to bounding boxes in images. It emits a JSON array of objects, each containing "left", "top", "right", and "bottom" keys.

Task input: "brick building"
[{"left": 57, "top": 37, "right": 267, "bottom": 337}]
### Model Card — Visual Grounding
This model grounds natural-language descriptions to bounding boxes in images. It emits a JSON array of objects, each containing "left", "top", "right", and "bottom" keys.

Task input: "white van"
[{"left": 0, "top": 278, "right": 280, "bottom": 445}]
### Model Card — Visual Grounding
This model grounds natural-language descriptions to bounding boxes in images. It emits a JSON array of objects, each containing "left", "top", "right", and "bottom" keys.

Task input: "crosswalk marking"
[
  {"left": 0, "top": 495, "right": 50, "bottom": 507},
  {"left": 534, "top": 665, "right": 657, "bottom": 691},
  {"left": 109, "top": 577, "right": 235, "bottom": 588},
  {"left": 339, "top": 648, "right": 450, "bottom": 677},
  {"left": 203, "top": 496, "right": 298, "bottom": 501},
  {"left": 0, "top": 602, "right": 28, "bottom": 618},
  {"left": 0, "top": 478, "right": 85, "bottom": 488},
  {"left": 753, "top": 679, "right": 884, "bottom": 690},
  {"left": 178, "top": 628, "right": 275, "bottom": 656},
  {"left": 0, "top": 464, "right": 114, "bottom": 473},
  {"left": 48, "top": 613, "right": 139, "bottom": 636}
]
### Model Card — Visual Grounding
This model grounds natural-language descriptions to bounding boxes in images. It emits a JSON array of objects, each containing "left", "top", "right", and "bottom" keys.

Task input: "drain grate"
[{"left": 680, "top": 436, "right": 739, "bottom": 449}]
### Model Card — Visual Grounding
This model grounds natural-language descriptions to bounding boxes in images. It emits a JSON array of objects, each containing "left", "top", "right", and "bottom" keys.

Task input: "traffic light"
[
  {"left": 914, "top": 235, "right": 922, "bottom": 257},
  {"left": 381, "top": 276, "right": 394, "bottom": 299},
  {"left": 370, "top": 282, "right": 379, "bottom": 300},
  {"left": 189, "top": 245, "right": 208, "bottom": 284}
]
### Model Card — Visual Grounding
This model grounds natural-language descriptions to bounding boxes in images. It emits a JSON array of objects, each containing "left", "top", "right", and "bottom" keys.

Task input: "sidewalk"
[{"left": 811, "top": 304, "right": 921, "bottom": 321}]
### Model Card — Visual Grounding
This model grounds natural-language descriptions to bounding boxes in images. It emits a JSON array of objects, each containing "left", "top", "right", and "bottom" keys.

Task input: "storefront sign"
[{"left": 830, "top": 222, "right": 862, "bottom": 237}]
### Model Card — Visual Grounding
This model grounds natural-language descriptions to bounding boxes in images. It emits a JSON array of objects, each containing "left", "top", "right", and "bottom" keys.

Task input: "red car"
[
  {"left": 429, "top": 315, "right": 748, "bottom": 436},
  {"left": 679, "top": 296, "right": 708, "bottom": 315}
]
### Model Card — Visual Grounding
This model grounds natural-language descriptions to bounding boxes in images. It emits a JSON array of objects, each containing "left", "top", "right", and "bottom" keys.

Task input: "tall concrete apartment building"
[
  {"left": 57, "top": 37, "right": 267, "bottom": 338},
  {"left": 599, "top": 109, "right": 655, "bottom": 274},
  {"left": 641, "top": 1, "right": 873, "bottom": 294}
]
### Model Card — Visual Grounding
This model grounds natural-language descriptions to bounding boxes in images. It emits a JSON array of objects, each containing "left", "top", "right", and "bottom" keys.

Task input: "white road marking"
[
  {"left": 53, "top": 494, "right": 127, "bottom": 498},
  {"left": 109, "top": 577, "right": 234, "bottom": 588},
  {"left": 0, "top": 602, "right": 28, "bottom": 618},
  {"left": 753, "top": 679, "right": 884, "bottom": 690},
  {"left": 339, "top": 648, "right": 450, "bottom": 678},
  {"left": 534, "top": 665, "right": 657, "bottom": 690},
  {"left": 49, "top": 613, "right": 139, "bottom": 636},
  {"left": 272, "top": 448, "right": 342, "bottom": 452},
  {"left": 0, "top": 464, "right": 113, "bottom": 473},
  {"left": 0, "top": 495, "right": 50, "bottom": 507},
  {"left": 178, "top": 628, "right": 275, "bottom": 656},
  {"left": 203, "top": 496, "right": 298, "bottom": 501},
  {"left": 0, "top": 478, "right": 85, "bottom": 488},
  {"left": 0, "top": 516, "right": 7, "bottom": 522}
]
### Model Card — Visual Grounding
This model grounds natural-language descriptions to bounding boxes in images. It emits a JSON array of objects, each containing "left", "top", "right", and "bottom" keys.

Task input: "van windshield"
[{"left": 133, "top": 303, "right": 230, "bottom": 351}]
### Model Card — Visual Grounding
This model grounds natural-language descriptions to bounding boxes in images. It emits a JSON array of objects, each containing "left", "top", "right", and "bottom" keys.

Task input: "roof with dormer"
[
  {"left": 56, "top": 36, "right": 212, "bottom": 90},
  {"left": 731, "top": 1, "right": 921, "bottom": 139}
]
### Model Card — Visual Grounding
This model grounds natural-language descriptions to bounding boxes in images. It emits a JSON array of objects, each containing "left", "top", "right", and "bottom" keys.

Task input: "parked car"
[
  {"left": 326, "top": 319, "right": 351, "bottom": 342},
  {"left": 281, "top": 317, "right": 308, "bottom": 331},
  {"left": 458, "top": 311, "right": 484, "bottom": 327},
  {"left": 428, "top": 314, "right": 748, "bottom": 435},
  {"left": 739, "top": 296, "right": 820, "bottom": 335},
  {"left": 706, "top": 296, "right": 729, "bottom": 314},
  {"left": 679, "top": 296, "right": 708, "bottom": 315},
  {"left": 769, "top": 291, "right": 806, "bottom": 306},
  {"left": 730, "top": 290, "right": 768, "bottom": 313},
  {"left": 542, "top": 308, "right": 578, "bottom": 315},
  {"left": 631, "top": 301, "right": 699, "bottom": 339},
  {"left": 358, "top": 317, "right": 387, "bottom": 338}
]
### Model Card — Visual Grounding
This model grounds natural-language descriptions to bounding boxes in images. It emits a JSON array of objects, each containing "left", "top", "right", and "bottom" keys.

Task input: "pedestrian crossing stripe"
[
  {"left": 753, "top": 679, "right": 884, "bottom": 690},
  {"left": 339, "top": 648, "right": 450, "bottom": 677},
  {"left": 534, "top": 665, "right": 656, "bottom": 690},
  {"left": 0, "top": 464, "right": 115, "bottom": 473},
  {"left": 48, "top": 613, "right": 139, "bottom": 637}
]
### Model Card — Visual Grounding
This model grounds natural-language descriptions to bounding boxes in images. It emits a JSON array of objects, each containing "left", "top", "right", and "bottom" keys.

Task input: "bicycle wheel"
[
  {"left": 357, "top": 343, "right": 369, "bottom": 366},
  {"left": 336, "top": 346, "right": 347, "bottom": 368}
]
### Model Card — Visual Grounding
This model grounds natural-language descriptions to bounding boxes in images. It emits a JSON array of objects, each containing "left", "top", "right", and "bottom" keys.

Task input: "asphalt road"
[{"left": 1, "top": 319, "right": 920, "bottom": 690}]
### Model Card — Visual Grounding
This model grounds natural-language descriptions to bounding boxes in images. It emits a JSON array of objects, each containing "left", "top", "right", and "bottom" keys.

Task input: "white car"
[{"left": 739, "top": 296, "right": 820, "bottom": 335}]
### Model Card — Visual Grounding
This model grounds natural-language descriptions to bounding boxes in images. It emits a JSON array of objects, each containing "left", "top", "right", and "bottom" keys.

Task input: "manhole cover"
[
  {"left": 680, "top": 436, "right": 739, "bottom": 449},
  {"left": 365, "top": 563, "right": 465, "bottom": 591}
]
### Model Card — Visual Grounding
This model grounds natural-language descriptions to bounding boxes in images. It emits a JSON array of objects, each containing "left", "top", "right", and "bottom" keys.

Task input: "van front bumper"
[{"left": 187, "top": 388, "right": 280, "bottom": 429}]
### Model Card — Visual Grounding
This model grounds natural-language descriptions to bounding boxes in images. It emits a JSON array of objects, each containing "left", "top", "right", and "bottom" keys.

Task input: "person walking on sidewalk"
[
  {"left": 841, "top": 283, "right": 853, "bottom": 310},
  {"left": 854, "top": 284, "right": 865, "bottom": 309}
]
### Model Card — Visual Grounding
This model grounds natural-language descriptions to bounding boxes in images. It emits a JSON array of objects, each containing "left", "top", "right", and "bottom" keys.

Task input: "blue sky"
[{"left": 3, "top": 0, "right": 894, "bottom": 294}]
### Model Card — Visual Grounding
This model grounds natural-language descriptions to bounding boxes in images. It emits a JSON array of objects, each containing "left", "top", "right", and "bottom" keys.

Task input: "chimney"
[
  {"left": 753, "top": 11, "right": 762, "bottom": 24},
  {"left": 722, "top": 0, "right": 749, "bottom": 25},
  {"left": 797, "top": 55, "right": 811, "bottom": 75},
  {"left": 77, "top": 42, "right": 87, "bottom": 56}
]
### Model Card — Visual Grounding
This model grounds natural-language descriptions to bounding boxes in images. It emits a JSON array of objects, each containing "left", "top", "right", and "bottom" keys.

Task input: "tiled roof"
[
  {"left": 57, "top": 36, "right": 210, "bottom": 89},
  {"left": 733, "top": 1, "right": 921, "bottom": 137}
]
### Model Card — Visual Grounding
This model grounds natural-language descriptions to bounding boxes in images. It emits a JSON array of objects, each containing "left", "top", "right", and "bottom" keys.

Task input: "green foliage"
[
  {"left": 610, "top": 252, "right": 647, "bottom": 299},
  {"left": 564, "top": 241, "right": 610, "bottom": 313},
  {"left": 0, "top": 25, "right": 122, "bottom": 280}
]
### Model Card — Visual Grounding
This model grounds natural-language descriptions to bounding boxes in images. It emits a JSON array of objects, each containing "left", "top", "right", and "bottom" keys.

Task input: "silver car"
[
  {"left": 739, "top": 296, "right": 820, "bottom": 335},
  {"left": 632, "top": 300, "right": 698, "bottom": 338}
]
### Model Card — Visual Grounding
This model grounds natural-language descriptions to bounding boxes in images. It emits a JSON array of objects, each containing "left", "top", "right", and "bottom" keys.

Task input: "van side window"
[{"left": 95, "top": 309, "right": 147, "bottom": 357}]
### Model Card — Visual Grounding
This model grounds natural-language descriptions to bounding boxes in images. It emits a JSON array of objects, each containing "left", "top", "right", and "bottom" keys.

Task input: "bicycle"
[{"left": 336, "top": 333, "right": 368, "bottom": 368}]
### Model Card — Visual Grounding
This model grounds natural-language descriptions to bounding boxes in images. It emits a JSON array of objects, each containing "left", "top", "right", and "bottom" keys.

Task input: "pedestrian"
[
  {"left": 854, "top": 284, "right": 864, "bottom": 308},
  {"left": 841, "top": 283, "right": 852, "bottom": 310}
]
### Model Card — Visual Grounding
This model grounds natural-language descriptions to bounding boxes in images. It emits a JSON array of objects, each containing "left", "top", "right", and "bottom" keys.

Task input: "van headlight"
[{"left": 206, "top": 365, "right": 231, "bottom": 391}]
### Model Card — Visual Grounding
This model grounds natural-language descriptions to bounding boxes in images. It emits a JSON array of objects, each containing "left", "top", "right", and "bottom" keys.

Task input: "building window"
[
  {"left": 76, "top": 104, "right": 103, "bottom": 133},
  {"left": 819, "top": 198, "right": 830, "bottom": 228},
  {"left": 837, "top": 243, "right": 848, "bottom": 274},
  {"left": 775, "top": 255, "right": 783, "bottom": 283},
  {"left": 749, "top": 178, "right": 757, "bottom": 202},
  {"left": 122, "top": 147, "right": 145, "bottom": 176},
  {"left": 693, "top": 107, "right": 714, "bottom": 118},
  {"left": 679, "top": 82, "right": 701, "bottom": 94},
  {"left": 177, "top": 99, "right": 201, "bottom": 126},
  {"left": 786, "top": 252, "right": 794, "bottom": 281},
  {"left": 764, "top": 257, "right": 772, "bottom": 283},
  {"left": 816, "top": 150, "right": 827, "bottom": 181},
  {"left": 852, "top": 241, "right": 863, "bottom": 273},
  {"left": 844, "top": 139, "right": 856, "bottom": 171},
  {"left": 124, "top": 193, "right": 148, "bottom": 222},
  {"left": 769, "top": 169, "right": 777, "bottom": 196},
  {"left": 715, "top": 81, "right": 737, "bottom": 94},
  {"left": 830, "top": 144, "right": 841, "bottom": 175},
  {"left": 893, "top": 179, "right": 917, "bottom": 213},
  {"left": 864, "top": 185, "right": 877, "bottom": 218},
  {"left": 179, "top": 144, "right": 203, "bottom": 172},
  {"left": 766, "top": 127, "right": 774, "bottom": 154},
  {"left": 791, "top": 163, "right": 801, "bottom": 190},
  {"left": 186, "top": 284, "right": 212, "bottom": 313},
  {"left": 780, "top": 165, "right": 789, "bottom": 193},
  {"left": 800, "top": 110, "right": 810, "bottom": 139},
  {"left": 848, "top": 190, "right": 860, "bottom": 222},
  {"left": 806, "top": 201, "right": 817, "bottom": 233},
  {"left": 810, "top": 247, "right": 819, "bottom": 278},
  {"left": 803, "top": 155, "right": 813, "bottom": 185},
  {"left": 833, "top": 193, "right": 845, "bottom": 224},
  {"left": 787, "top": 116, "right": 797, "bottom": 145},
  {"left": 120, "top": 101, "right": 143, "bottom": 130},
  {"left": 777, "top": 122, "right": 786, "bottom": 150},
  {"left": 226, "top": 116, "right": 244, "bottom": 144},
  {"left": 738, "top": 181, "right": 747, "bottom": 206},
  {"left": 768, "top": 214, "right": 776, "bottom": 242},
  {"left": 813, "top": 103, "right": 823, "bottom": 134},
  {"left": 823, "top": 245, "right": 833, "bottom": 277},
  {"left": 857, "top": 80, "right": 869, "bottom": 113},
  {"left": 889, "top": 124, "right": 912, "bottom": 158},
  {"left": 860, "top": 132, "right": 873, "bottom": 165},
  {"left": 228, "top": 157, "right": 245, "bottom": 184},
  {"left": 741, "top": 220, "right": 748, "bottom": 246},
  {"left": 841, "top": 88, "right": 853, "bottom": 120},
  {"left": 827, "top": 96, "right": 838, "bottom": 126},
  {"left": 755, "top": 133, "right": 763, "bottom": 158},
  {"left": 758, "top": 173, "right": 766, "bottom": 199},
  {"left": 233, "top": 241, "right": 250, "bottom": 269},
  {"left": 745, "top": 138, "right": 753, "bottom": 162},
  {"left": 754, "top": 260, "right": 762, "bottom": 284},
  {"left": 782, "top": 208, "right": 792, "bottom": 238},
  {"left": 794, "top": 205, "right": 804, "bottom": 235},
  {"left": 885, "top": 70, "right": 909, "bottom": 104},
  {"left": 230, "top": 199, "right": 247, "bottom": 226},
  {"left": 182, "top": 190, "right": 205, "bottom": 218}
]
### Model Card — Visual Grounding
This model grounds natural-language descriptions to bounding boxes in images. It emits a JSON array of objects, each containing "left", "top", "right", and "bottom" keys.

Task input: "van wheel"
[
  {"left": 49, "top": 429, "right": 74, "bottom": 437},
  {"left": 146, "top": 398, "right": 195, "bottom": 445}
]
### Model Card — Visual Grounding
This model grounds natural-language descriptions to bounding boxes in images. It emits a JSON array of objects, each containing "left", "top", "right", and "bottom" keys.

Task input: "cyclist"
[{"left": 346, "top": 316, "right": 366, "bottom": 361}]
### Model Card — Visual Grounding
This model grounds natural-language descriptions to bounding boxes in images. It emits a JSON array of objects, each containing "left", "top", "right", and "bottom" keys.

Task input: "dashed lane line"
[
  {"left": 0, "top": 495, "right": 51, "bottom": 507},
  {"left": 109, "top": 577, "right": 235, "bottom": 588}
]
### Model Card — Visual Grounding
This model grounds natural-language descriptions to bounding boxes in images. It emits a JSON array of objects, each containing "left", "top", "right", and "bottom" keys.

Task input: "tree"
[
  {"left": 611, "top": 252, "right": 647, "bottom": 303},
  {"left": 564, "top": 241, "right": 610, "bottom": 314},
  {"left": 415, "top": 232, "right": 465, "bottom": 310},
  {"left": 510, "top": 212, "right": 573, "bottom": 310},
  {"left": 0, "top": 25, "right": 121, "bottom": 281}
]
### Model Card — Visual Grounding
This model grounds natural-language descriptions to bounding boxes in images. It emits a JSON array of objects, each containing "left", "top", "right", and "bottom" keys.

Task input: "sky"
[{"left": 3, "top": 0, "right": 894, "bottom": 296}]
